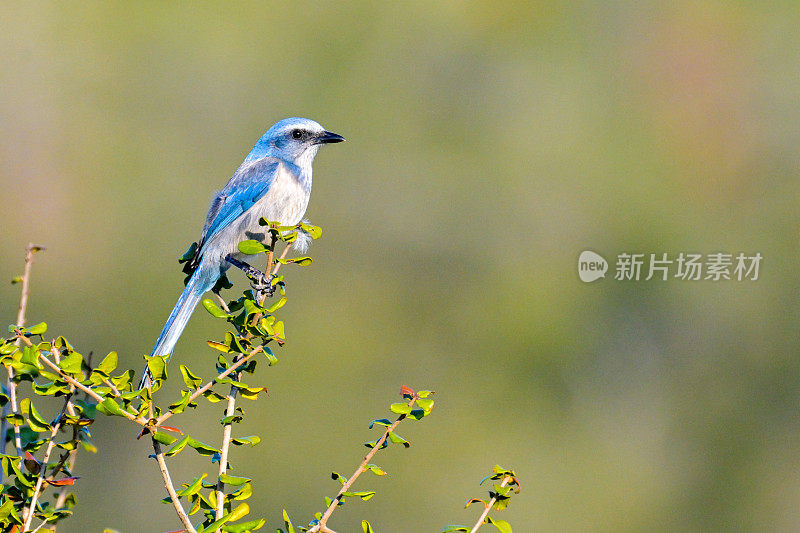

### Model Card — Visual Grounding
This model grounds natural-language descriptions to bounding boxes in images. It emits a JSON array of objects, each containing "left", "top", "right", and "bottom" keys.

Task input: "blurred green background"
[{"left": 2, "top": 1, "right": 799, "bottom": 531}]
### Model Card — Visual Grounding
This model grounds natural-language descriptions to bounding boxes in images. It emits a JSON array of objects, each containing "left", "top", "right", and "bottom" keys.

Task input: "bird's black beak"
[{"left": 315, "top": 130, "right": 345, "bottom": 144}]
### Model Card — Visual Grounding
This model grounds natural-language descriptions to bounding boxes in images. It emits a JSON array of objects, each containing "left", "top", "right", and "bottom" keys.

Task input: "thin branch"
[
  {"left": 153, "top": 439, "right": 196, "bottom": 533},
  {"left": 15, "top": 244, "right": 40, "bottom": 328},
  {"left": 212, "top": 240, "right": 282, "bottom": 531},
  {"left": 46, "top": 344, "right": 90, "bottom": 533},
  {"left": 214, "top": 373, "right": 239, "bottom": 532},
  {"left": 21, "top": 393, "right": 72, "bottom": 530},
  {"left": 154, "top": 345, "right": 263, "bottom": 427},
  {"left": 19, "top": 340, "right": 145, "bottom": 426},
  {"left": 311, "top": 396, "right": 418, "bottom": 532},
  {"left": 468, "top": 476, "right": 512, "bottom": 533},
  {"left": 4, "top": 244, "right": 42, "bottom": 461},
  {"left": 270, "top": 242, "right": 292, "bottom": 277}
]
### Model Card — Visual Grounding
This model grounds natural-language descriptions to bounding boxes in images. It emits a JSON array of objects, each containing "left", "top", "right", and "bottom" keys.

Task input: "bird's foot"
[{"left": 225, "top": 254, "right": 276, "bottom": 299}]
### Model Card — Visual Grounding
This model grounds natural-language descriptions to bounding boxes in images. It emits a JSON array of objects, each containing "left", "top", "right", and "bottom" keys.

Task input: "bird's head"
[{"left": 247, "top": 117, "right": 345, "bottom": 165}]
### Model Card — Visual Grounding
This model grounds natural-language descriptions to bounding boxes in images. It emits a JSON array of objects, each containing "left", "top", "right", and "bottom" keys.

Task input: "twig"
[
  {"left": 154, "top": 345, "right": 263, "bottom": 427},
  {"left": 213, "top": 240, "right": 281, "bottom": 531},
  {"left": 270, "top": 242, "right": 292, "bottom": 277},
  {"left": 214, "top": 372, "right": 239, "bottom": 532},
  {"left": 39, "top": 339, "right": 82, "bottom": 533},
  {"left": 21, "top": 394, "right": 72, "bottom": 530},
  {"left": 311, "top": 395, "right": 418, "bottom": 532},
  {"left": 4, "top": 244, "right": 42, "bottom": 460},
  {"left": 468, "top": 476, "right": 512, "bottom": 533},
  {"left": 153, "top": 439, "right": 196, "bottom": 533},
  {"left": 17, "top": 340, "right": 145, "bottom": 426}
]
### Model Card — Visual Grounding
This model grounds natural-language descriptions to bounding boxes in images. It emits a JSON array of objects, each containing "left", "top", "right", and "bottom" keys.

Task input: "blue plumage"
[{"left": 140, "top": 118, "right": 344, "bottom": 388}]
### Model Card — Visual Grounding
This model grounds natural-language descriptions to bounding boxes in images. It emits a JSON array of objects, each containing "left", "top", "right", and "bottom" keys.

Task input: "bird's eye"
[{"left": 291, "top": 130, "right": 303, "bottom": 139}]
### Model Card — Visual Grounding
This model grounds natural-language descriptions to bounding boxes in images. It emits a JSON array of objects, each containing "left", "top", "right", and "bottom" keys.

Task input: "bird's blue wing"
[{"left": 197, "top": 158, "right": 280, "bottom": 249}]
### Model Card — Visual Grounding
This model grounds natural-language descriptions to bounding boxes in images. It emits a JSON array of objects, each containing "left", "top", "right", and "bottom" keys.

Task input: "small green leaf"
[
  {"left": 97, "top": 351, "right": 118, "bottom": 374},
  {"left": 27, "top": 322, "right": 48, "bottom": 336},
  {"left": 152, "top": 431, "right": 178, "bottom": 446},
  {"left": 361, "top": 520, "right": 374, "bottom": 533},
  {"left": 366, "top": 464, "right": 387, "bottom": 476},
  {"left": 276, "top": 256, "right": 312, "bottom": 266},
  {"left": 441, "top": 527, "right": 470, "bottom": 532},
  {"left": 417, "top": 398, "right": 434, "bottom": 411},
  {"left": 96, "top": 398, "right": 127, "bottom": 418},
  {"left": 58, "top": 352, "right": 83, "bottom": 375},
  {"left": 369, "top": 418, "right": 392, "bottom": 429},
  {"left": 219, "top": 473, "right": 250, "bottom": 486},
  {"left": 237, "top": 240, "right": 269, "bottom": 255},
  {"left": 176, "top": 473, "right": 208, "bottom": 497},
  {"left": 331, "top": 471, "right": 347, "bottom": 484},
  {"left": 341, "top": 490, "right": 375, "bottom": 501},
  {"left": 202, "top": 299, "right": 230, "bottom": 319},
  {"left": 164, "top": 435, "right": 190, "bottom": 456},
  {"left": 21, "top": 398, "right": 51, "bottom": 432},
  {"left": 180, "top": 364, "right": 203, "bottom": 390},
  {"left": 230, "top": 435, "right": 261, "bottom": 446},
  {"left": 387, "top": 431, "right": 410, "bottom": 447},
  {"left": 389, "top": 403, "right": 412, "bottom": 415},
  {"left": 299, "top": 222, "right": 323, "bottom": 239},
  {"left": 487, "top": 517, "right": 513, "bottom": 533},
  {"left": 281, "top": 509, "right": 296, "bottom": 533},
  {"left": 222, "top": 518, "right": 265, "bottom": 532}
]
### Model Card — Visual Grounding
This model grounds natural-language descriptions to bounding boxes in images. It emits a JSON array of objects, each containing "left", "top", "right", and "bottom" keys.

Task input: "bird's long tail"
[{"left": 139, "top": 264, "right": 217, "bottom": 389}]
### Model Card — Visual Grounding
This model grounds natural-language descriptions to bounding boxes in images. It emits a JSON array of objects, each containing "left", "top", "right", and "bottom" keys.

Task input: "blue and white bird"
[{"left": 140, "top": 118, "right": 344, "bottom": 388}]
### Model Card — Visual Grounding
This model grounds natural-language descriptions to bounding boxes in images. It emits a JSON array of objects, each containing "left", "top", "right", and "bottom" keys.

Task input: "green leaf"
[
  {"left": 276, "top": 256, "right": 312, "bottom": 266},
  {"left": 96, "top": 398, "right": 128, "bottom": 418},
  {"left": 387, "top": 431, "right": 410, "bottom": 447},
  {"left": 441, "top": 527, "right": 470, "bottom": 532},
  {"left": 11, "top": 276, "right": 23, "bottom": 284},
  {"left": 186, "top": 437, "right": 219, "bottom": 457},
  {"left": 237, "top": 240, "right": 269, "bottom": 255},
  {"left": 207, "top": 340, "right": 231, "bottom": 353},
  {"left": 366, "top": 464, "right": 387, "bottom": 476},
  {"left": 203, "top": 299, "right": 230, "bottom": 319},
  {"left": 164, "top": 435, "right": 190, "bottom": 457},
  {"left": 331, "top": 471, "right": 347, "bottom": 484},
  {"left": 152, "top": 431, "right": 178, "bottom": 446},
  {"left": 27, "top": 322, "right": 47, "bottom": 336},
  {"left": 369, "top": 418, "right": 392, "bottom": 429},
  {"left": 219, "top": 473, "right": 250, "bottom": 486},
  {"left": 264, "top": 297, "right": 287, "bottom": 313},
  {"left": 281, "top": 509, "right": 295, "bottom": 533},
  {"left": 389, "top": 403, "right": 412, "bottom": 415},
  {"left": 4, "top": 413, "right": 24, "bottom": 426},
  {"left": 230, "top": 435, "right": 261, "bottom": 446},
  {"left": 361, "top": 520, "right": 374, "bottom": 533},
  {"left": 203, "top": 389, "right": 226, "bottom": 403},
  {"left": 341, "top": 490, "right": 375, "bottom": 501},
  {"left": 272, "top": 320, "right": 285, "bottom": 341},
  {"left": 146, "top": 355, "right": 168, "bottom": 381},
  {"left": 417, "top": 398, "right": 434, "bottom": 411},
  {"left": 299, "top": 222, "right": 323, "bottom": 239},
  {"left": 222, "top": 518, "right": 265, "bottom": 532},
  {"left": 169, "top": 390, "right": 198, "bottom": 414},
  {"left": 21, "top": 398, "right": 51, "bottom": 432},
  {"left": 487, "top": 517, "right": 512, "bottom": 533},
  {"left": 176, "top": 473, "right": 207, "bottom": 497},
  {"left": 417, "top": 390, "right": 434, "bottom": 398},
  {"left": 180, "top": 364, "right": 203, "bottom": 389},
  {"left": 58, "top": 352, "right": 83, "bottom": 375},
  {"left": 97, "top": 351, "right": 118, "bottom": 375},
  {"left": 262, "top": 346, "right": 278, "bottom": 366}
]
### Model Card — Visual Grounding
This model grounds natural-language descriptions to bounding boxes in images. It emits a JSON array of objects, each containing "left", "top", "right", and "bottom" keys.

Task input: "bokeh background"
[{"left": 2, "top": 2, "right": 799, "bottom": 531}]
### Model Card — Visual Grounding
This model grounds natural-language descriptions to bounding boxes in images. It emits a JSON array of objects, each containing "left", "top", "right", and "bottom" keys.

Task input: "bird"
[{"left": 139, "top": 117, "right": 344, "bottom": 388}]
